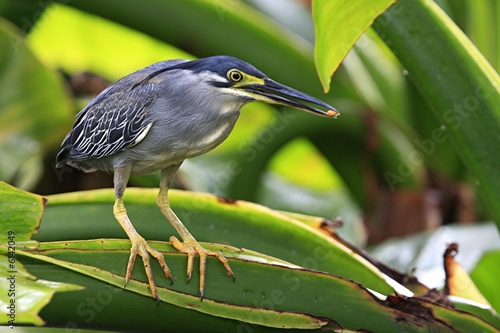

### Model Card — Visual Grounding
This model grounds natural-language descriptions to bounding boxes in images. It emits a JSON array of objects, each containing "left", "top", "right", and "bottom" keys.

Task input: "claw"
[
  {"left": 186, "top": 246, "right": 195, "bottom": 283},
  {"left": 125, "top": 234, "right": 172, "bottom": 301},
  {"left": 169, "top": 235, "right": 234, "bottom": 299}
]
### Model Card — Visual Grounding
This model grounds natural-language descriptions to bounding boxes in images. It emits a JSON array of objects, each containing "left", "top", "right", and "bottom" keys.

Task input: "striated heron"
[{"left": 56, "top": 55, "right": 338, "bottom": 301}]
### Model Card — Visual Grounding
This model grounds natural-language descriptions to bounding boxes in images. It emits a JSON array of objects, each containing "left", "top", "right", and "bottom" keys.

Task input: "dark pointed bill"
[{"left": 243, "top": 79, "right": 339, "bottom": 118}]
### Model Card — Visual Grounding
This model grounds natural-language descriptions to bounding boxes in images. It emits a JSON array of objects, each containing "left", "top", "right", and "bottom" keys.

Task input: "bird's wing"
[
  {"left": 57, "top": 59, "right": 189, "bottom": 163},
  {"left": 65, "top": 83, "right": 158, "bottom": 160}
]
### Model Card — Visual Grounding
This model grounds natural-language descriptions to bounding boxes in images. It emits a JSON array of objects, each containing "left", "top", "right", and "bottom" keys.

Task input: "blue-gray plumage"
[{"left": 56, "top": 55, "right": 338, "bottom": 301}]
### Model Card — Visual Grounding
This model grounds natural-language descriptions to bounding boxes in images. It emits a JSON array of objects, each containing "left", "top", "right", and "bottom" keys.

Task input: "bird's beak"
[{"left": 242, "top": 79, "right": 339, "bottom": 118}]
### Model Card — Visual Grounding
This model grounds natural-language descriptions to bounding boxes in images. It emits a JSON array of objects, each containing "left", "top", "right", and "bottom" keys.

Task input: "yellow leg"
[
  {"left": 158, "top": 166, "right": 235, "bottom": 299},
  {"left": 113, "top": 198, "right": 172, "bottom": 301}
]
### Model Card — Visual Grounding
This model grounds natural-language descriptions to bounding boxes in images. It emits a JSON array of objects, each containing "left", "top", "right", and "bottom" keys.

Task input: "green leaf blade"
[
  {"left": 471, "top": 250, "right": 500, "bottom": 313},
  {"left": 0, "top": 249, "right": 83, "bottom": 327},
  {"left": 0, "top": 19, "right": 73, "bottom": 190},
  {"left": 373, "top": 0, "right": 500, "bottom": 227},
  {"left": 17, "top": 240, "right": 436, "bottom": 332},
  {"left": 40, "top": 188, "right": 396, "bottom": 296},
  {"left": 0, "top": 182, "right": 82, "bottom": 327},
  {"left": 0, "top": 181, "right": 45, "bottom": 242},
  {"left": 313, "top": 0, "right": 396, "bottom": 92}
]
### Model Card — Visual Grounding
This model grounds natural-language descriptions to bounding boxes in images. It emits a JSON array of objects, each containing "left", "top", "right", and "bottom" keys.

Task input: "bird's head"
[{"left": 171, "top": 56, "right": 339, "bottom": 118}]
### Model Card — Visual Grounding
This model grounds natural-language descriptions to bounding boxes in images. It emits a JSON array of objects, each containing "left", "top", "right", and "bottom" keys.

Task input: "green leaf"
[
  {"left": 27, "top": 4, "right": 191, "bottom": 80},
  {"left": 0, "top": 18, "right": 72, "bottom": 189},
  {"left": 21, "top": 241, "right": 334, "bottom": 330},
  {"left": 431, "top": 302, "right": 500, "bottom": 333},
  {"left": 450, "top": 296, "right": 500, "bottom": 330},
  {"left": 1, "top": 182, "right": 497, "bottom": 331},
  {"left": 373, "top": 0, "right": 500, "bottom": 226},
  {"left": 0, "top": 181, "right": 45, "bottom": 242},
  {"left": 39, "top": 188, "right": 398, "bottom": 296},
  {"left": 0, "top": 182, "right": 82, "bottom": 327},
  {"left": 18, "top": 239, "right": 498, "bottom": 332},
  {"left": 0, "top": 248, "right": 83, "bottom": 327},
  {"left": 471, "top": 250, "right": 500, "bottom": 313},
  {"left": 268, "top": 138, "right": 341, "bottom": 191},
  {"left": 312, "top": 0, "right": 396, "bottom": 92},
  {"left": 466, "top": 0, "right": 497, "bottom": 67},
  {"left": 0, "top": 18, "right": 71, "bottom": 148}
]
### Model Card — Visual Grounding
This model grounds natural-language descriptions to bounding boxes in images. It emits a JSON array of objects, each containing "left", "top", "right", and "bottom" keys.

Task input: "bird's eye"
[{"left": 227, "top": 69, "right": 243, "bottom": 82}]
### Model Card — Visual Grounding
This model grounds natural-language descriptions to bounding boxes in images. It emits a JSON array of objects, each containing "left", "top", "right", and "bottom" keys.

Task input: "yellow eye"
[{"left": 227, "top": 69, "right": 243, "bottom": 82}]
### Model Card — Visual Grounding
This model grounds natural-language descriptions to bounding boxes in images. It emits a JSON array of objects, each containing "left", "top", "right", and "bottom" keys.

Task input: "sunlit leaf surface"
[{"left": 313, "top": 0, "right": 396, "bottom": 91}]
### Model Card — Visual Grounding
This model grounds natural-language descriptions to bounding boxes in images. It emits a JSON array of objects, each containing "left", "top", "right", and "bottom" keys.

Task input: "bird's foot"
[
  {"left": 169, "top": 236, "right": 235, "bottom": 299},
  {"left": 125, "top": 234, "right": 172, "bottom": 302}
]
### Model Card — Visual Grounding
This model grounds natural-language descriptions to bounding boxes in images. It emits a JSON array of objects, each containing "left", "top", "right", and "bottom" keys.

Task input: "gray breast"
[{"left": 117, "top": 78, "right": 243, "bottom": 174}]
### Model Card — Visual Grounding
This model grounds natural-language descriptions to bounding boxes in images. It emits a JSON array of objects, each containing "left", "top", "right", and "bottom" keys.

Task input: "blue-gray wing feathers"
[
  {"left": 56, "top": 59, "right": 188, "bottom": 167},
  {"left": 67, "top": 83, "right": 157, "bottom": 159}
]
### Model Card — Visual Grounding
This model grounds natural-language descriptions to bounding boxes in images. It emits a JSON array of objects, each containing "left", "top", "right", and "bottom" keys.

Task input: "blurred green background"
[{"left": 1, "top": 0, "right": 499, "bottom": 260}]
